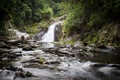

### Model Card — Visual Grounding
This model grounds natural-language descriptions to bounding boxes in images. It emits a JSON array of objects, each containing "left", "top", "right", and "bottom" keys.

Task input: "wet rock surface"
[
  {"left": 0, "top": 42, "right": 11, "bottom": 49},
  {"left": 22, "top": 45, "right": 34, "bottom": 51},
  {"left": 0, "top": 40, "right": 120, "bottom": 80}
]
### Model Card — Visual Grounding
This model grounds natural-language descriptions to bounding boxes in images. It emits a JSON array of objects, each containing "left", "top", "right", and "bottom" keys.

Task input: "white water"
[
  {"left": 9, "top": 29, "right": 29, "bottom": 39},
  {"left": 41, "top": 21, "right": 62, "bottom": 42}
]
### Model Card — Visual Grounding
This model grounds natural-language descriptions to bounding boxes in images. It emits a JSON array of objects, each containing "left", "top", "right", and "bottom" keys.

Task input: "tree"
[
  {"left": 0, "top": 0, "right": 16, "bottom": 37},
  {"left": 13, "top": 0, "right": 53, "bottom": 27},
  {"left": 61, "top": 0, "right": 120, "bottom": 36}
]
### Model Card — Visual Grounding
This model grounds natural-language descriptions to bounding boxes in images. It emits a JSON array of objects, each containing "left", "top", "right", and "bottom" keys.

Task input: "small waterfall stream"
[
  {"left": 9, "top": 29, "right": 29, "bottom": 39},
  {"left": 41, "top": 21, "right": 62, "bottom": 42}
]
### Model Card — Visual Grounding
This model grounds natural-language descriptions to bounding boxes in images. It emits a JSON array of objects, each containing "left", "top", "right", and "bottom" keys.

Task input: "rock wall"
[{"left": 82, "top": 22, "right": 120, "bottom": 46}]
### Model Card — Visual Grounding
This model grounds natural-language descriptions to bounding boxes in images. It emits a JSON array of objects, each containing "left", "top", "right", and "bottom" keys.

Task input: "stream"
[
  {"left": 0, "top": 41, "right": 120, "bottom": 80},
  {"left": 0, "top": 22, "right": 120, "bottom": 80}
]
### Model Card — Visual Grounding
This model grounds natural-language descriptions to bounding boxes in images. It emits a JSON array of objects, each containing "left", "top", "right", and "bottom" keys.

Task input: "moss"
[
  {"left": 38, "top": 20, "right": 50, "bottom": 28},
  {"left": 82, "top": 22, "right": 120, "bottom": 46},
  {"left": 24, "top": 24, "right": 39, "bottom": 34},
  {"left": 67, "top": 40, "right": 74, "bottom": 46},
  {"left": 23, "top": 20, "right": 50, "bottom": 36},
  {"left": 39, "top": 57, "right": 45, "bottom": 64},
  {"left": 92, "top": 35, "right": 98, "bottom": 43}
]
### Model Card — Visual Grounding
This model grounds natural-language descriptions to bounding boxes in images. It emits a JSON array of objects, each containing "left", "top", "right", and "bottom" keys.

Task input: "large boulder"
[
  {"left": 34, "top": 31, "right": 46, "bottom": 40},
  {"left": 54, "top": 22, "right": 62, "bottom": 41}
]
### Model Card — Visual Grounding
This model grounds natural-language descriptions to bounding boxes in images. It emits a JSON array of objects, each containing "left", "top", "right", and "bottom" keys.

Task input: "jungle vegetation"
[{"left": 0, "top": 0, "right": 120, "bottom": 45}]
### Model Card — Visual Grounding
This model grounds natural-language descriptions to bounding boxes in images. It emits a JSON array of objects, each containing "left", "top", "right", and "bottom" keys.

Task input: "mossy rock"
[{"left": 39, "top": 57, "right": 45, "bottom": 64}]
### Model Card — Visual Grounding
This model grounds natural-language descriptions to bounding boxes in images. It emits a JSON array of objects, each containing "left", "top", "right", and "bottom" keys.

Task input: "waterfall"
[{"left": 41, "top": 21, "right": 62, "bottom": 42}]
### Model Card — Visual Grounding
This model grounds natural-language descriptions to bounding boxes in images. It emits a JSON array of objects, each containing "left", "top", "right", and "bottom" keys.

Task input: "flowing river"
[{"left": 0, "top": 22, "right": 120, "bottom": 80}]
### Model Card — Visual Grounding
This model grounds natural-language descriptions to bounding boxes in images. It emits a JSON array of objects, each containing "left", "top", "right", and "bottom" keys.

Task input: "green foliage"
[
  {"left": 66, "top": 40, "right": 74, "bottom": 46},
  {"left": 0, "top": 0, "right": 63, "bottom": 30},
  {"left": 39, "top": 20, "right": 50, "bottom": 28},
  {"left": 41, "top": 7, "right": 53, "bottom": 20},
  {"left": 59, "top": 0, "right": 120, "bottom": 46},
  {"left": 62, "top": 1, "right": 83, "bottom": 36},
  {"left": 24, "top": 19, "right": 51, "bottom": 35},
  {"left": 0, "top": 0, "right": 16, "bottom": 20},
  {"left": 39, "top": 57, "right": 45, "bottom": 64},
  {"left": 24, "top": 23, "right": 39, "bottom": 35},
  {"left": 12, "top": 0, "right": 54, "bottom": 27},
  {"left": 46, "top": 0, "right": 63, "bottom": 17},
  {"left": 62, "top": 0, "right": 120, "bottom": 36},
  {"left": 0, "top": 0, "right": 16, "bottom": 31}
]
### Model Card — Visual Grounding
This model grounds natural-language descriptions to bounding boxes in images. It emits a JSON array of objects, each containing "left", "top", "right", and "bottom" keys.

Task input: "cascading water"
[
  {"left": 9, "top": 29, "right": 29, "bottom": 39},
  {"left": 41, "top": 21, "right": 62, "bottom": 42},
  {"left": 14, "top": 30, "right": 29, "bottom": 39},
  {"left": 0, "top": 30, "right": 120, "bottom": 80}
]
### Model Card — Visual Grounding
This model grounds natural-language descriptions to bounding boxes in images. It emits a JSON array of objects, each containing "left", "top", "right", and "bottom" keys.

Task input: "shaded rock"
[
  {"left": 43, "top": 47, "right": 75, "bottom": 57},
  {"left": 0, "top": 52, "right": 22, "bottom": 59},
  {"left": 97, "top": 45, "right": 108, "bottom": 49},
  {"left": 94, "top": 48, "right": 110, "bottom": 53},
  {"left": 108, "top": 64, "right": 120, "bottom": 69},
  {"left": 17, "top": 43, "right": 26, "bottom": 48},
  {"left": 24, "top": 64, "right": 45, "bottom": 69},
  {"left": 15, "top": 70, "right": 26, "bottom": 78},
  {"left": 7, "top": 39, "right": 28, "bottom": 47},
  {"left": 21, "top": 36, "right": 25, "bottom": 41},
  {"left": 22, "top": 45, "right": 34, "bottom": 51},
  {"left": 57, "top": 50, "right": 74, "bottom": 57},
  {"left": 19, "top": 36, "right": 28, "bottom": 44},
  {"left": 6, "top": 66, "right": 17, "bottom": 71},
  {"left": 21, "top": 59, "right": 40, "bottom": 64},
  {"left": 78, "top": 52, "right": 91, "bottom": 57},
  {"left": 8, "top": 53, "right": 17, "bottom": 59},
  {"left": 7, "top": 40, "right": 19, "bottom": 46},
  {"left": 83, "top": 42, "right": 88, "bottom": 46},
  {"left": 91, "top": 63, "right": 107, "bottom": 68},
  {"left": 0, "top": 41, "right": 6, "bottom": 47},
  {"left": 34, "top": 31, "right": 45, "bottom": 40},
  {"left": 0, "top": 53, "right": 10, "bottom": 58},
  {"left": 113, "top": 47, "right": 120, "bottom": 53},
  {"left": 0, "top": 41, "right": 11, "bottom": 49},
  {"left": 31, "top": 45, "right": 39, "bottom": 48},
  {"left": 45, "top": 61, "right": 60, "bottom": 65},
  {"left": 0, "top": 61, "right": 12, "bottom": 69},
  {"left": 14, "top": 68, "right": 34, "bottom": 78},
  {"left": 26, "top": 71, "right": 33, "bottom": 77},
  {"left": 0, "top": 48, "right": 12, "bottom": 54}
]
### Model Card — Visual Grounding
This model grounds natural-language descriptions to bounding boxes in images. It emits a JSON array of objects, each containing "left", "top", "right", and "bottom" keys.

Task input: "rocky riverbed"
[{"left": 0, "top": 39, "right": 120, "bottom": 80}]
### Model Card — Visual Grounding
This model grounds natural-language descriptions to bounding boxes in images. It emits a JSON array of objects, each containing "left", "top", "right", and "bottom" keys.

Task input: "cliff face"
[
  {"left": 63, "top": 21, "right": 120, "bottom": 46},
  {"left": 81, "top": 22, "right": 120, "bottom": 46}
]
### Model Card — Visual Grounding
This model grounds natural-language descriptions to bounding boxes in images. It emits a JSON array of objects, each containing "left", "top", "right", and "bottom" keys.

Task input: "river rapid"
[
  {"left": 0, "top": 40, "right": 120, "bottom": 80},
  {"left": 0, "top": 22, "right": 120, "bottom": 80}
]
